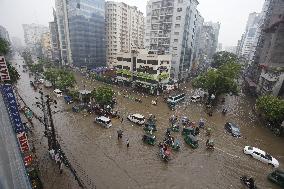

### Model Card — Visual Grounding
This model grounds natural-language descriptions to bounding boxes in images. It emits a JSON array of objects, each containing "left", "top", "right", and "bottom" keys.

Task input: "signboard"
[
  {"left": 17, "top": 132, "right": 30, "bottom": 153},
  {"left": 1, "top": 84, "right": 25, "bottom": 133},
  {"left": 0, "top": 56, "right": 10, "bottom": 81}
]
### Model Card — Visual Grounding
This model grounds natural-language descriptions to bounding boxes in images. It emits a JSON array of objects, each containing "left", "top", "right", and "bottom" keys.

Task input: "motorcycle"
[{"left": 240, "top": 176, "right": 257, "bottom": 189}]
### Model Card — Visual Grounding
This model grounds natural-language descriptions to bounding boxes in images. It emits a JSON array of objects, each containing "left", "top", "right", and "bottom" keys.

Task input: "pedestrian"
[
  {"left": 121, "top": 117, "right": 124, "bottom": 123},
  {"left": 126, "top": 138, "right": 129, "bottom": 148},
  {"left": 117, "top": 129, "right": 123, "bottom": 140}
]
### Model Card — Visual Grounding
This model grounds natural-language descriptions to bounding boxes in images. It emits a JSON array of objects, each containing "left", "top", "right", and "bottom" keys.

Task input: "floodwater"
[{"left": 14, "top": 54, "right": 284, "bottom": 189}]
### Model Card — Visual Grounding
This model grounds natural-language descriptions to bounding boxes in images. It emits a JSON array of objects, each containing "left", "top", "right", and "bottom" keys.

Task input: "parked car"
[
  {"left": 224, "top": 122, "right": 241, "bottom": 137},
  {"left": 127, "top": 113, "right": 145, "bottom": 125},
  {"left": 94, "top": 116, "right": 112, "bottom": 128},
  {"left": 53, "top": 89, "right": 63, "bottom": 97},
  {"left": 190, "top": 95, "right": 201, "bottom": 102},
  {"left": 243, "top": 146, "right": 279, "bottom": 168},
  {"left": 268, "top": 169, "right": 284, "bottom": 188}
]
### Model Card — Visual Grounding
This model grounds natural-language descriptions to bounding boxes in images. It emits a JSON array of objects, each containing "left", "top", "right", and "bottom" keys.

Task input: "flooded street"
[{"left": 14, "top": 54, "right": 284, "bottom": 189}]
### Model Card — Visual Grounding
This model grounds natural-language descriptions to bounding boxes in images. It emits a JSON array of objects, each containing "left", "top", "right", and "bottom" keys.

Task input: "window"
[
  {"left": 147, "top": 60, "right": 158, "bottom": 65},
  {"left": 173, "top": 47, "right": 178, "bottom": 50},
  {"left": 177, "top": 8, "right": 182, "bottom": 12},
  {"left": 117, "top": 57, "right": 123, "bottom": 61},
  {"left": 137, "top": 59, "right": 146, "bottom": 64},
  {"left": 175, "top": 24, "right": 180, "bottom": 28},
  {"left": 178, "top": 0, "right": 183, "bottom": 3},
  {"left": 174, "top": 32, "right": 179, "bottom": 35},
  {"left": 123, "top": 58, "right": 131, "bottom": 62},
  {"left": 174, "top": 39, "right": 178, "bottom": 42},
  {"left": 176, "top": 16, "right": 181, "bottom": 20}
]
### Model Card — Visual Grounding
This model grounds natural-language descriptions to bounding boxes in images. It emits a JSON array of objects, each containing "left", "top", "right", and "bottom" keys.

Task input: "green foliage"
[
  {"left": 0, "top": 38, "right": 10, "bottom": 55},
  {"left": 157, "top": 72, "right": 170, "bottom": 80},
  {"left": 44, "top": 68, "right": 76, "bottom": 90},
  {"left": 4, "top": 62, "right": 20, "bottom": 84},
  {"left": 92, "top": 86, "right": 114, "bottom": 106},
  {"left": 67, "top": 89, "right": 80, "bottom": 102},
  {"left": 30, "top": 63, "right": 44, "bottom": 73},
  {"left": 192, "top": 63, "right": 241, "bottom": 97},
  {"left": 256, "top": 95, "right": 284, "bottom": 125},
  {"left": 211, "top": 51, "right": 238, "bottom": 68}
]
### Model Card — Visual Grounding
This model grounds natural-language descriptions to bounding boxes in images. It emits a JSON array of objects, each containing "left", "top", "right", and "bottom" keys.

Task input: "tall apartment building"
[
  {"left": 41, "top": 32, "right": 52, "bottom": 60},
  {"left": 55, "top": 0, "right": 106, "bottom": 68},
  {"left": 238, "top": 13, "right": 261, "bottom": 61},
  {"left": 22, "top": 23, "right": 49, "bottom": 56},
  {"left": 145, "top": 0, "right": 199, "bottom": 80},
  {"left": 105, "top": 2, "right": 144, "bottom": 68},
  {"left": 0, "top": 25, "right": 10, "bottom": 43},
  {"left": 49, "top": 9, "right": 61, "bottom": 63},
  {"left": 245, "top": 0, "right": 284, "bottom": 96},
  {"left": 204, "top": 21, "right": 220, "bottom": 56}
]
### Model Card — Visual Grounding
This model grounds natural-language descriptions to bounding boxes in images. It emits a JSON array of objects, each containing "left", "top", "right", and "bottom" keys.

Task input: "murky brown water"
[{"left": 14, "top": 54, "right": 284, "bottom": 189}]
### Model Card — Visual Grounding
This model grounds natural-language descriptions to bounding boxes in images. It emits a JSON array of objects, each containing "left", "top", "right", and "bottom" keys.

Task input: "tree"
[
  {"left": 211, "top": 51, "right": 238, "bottom": 68},
  {"left": 256, "top": 95, "right": 284, "bottom": 126},
  {"left": 30, "top": 63, "right": 44, "bottom": 73},
  {"left": 55, "top": 70, "right": 76, "bottom": 91},
  {"left": 44, "top": 68, "right": 76, "bottom": 91},
  {"left": 192, "top": 63, "right": 241, "bottom": 99},
  {"left": 5, "top": 62, "right": 20, "bottom": 84},
  {"left": 0, "top": 38, "right": 10, "bottom": 55},
  {"left": 92, "top": 86, "right": 114, "bottom": 106}
]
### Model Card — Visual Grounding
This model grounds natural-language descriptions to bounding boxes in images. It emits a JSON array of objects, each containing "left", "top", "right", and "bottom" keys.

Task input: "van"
[
  {"left": 127, "top": 113, "right": 145, "bottom": 125},
  {"left": 95, "top": 116, "right": 112, "bottom": 128},
  {"left": 190, "top": 95, "right": 201, "bottom": 102},
  {"left": 53, "top": 89, "right": 63, "bottom": 97},
  {"left": 167, "top": 93, "right": 185, "bottom": 104}
]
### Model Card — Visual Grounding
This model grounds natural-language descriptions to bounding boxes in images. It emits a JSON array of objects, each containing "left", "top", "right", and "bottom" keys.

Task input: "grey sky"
[{"left": 0, "top": 0, "right": 264, "bottom": 47}]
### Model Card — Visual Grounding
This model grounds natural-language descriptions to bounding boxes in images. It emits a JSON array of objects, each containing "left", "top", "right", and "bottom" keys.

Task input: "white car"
[
  {"left": 190, "top": 95, "right": 201, "bottom": 102},
  {"left": 243, "top": 146, "right": 279, "bottom": 168},
  {"left": 53, "top": 89, "right": 63, "bottom": 97},
  {"left": 95, "top": 116, "right": 112, "bottom": 128},
  {"left": 127, "top": 114, "right": 145, "bottom": 125}
]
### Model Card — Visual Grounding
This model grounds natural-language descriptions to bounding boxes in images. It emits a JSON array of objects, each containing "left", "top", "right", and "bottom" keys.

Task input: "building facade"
[
  {"left": 105, "top": 2, "right": 144, "bottom": 68},
  {"left": 145, "top": 0, "right": 199, "bottom": 80},
  {"left": 115, "top": 49, "right": 172, "bottom": 94},
  {"left": 41, "top": 32, "right": 52, "bottom": 60},
  {"left": 49, "top": 9, "right": 61, "bottom": 63},
  {"left": 246, "top": 0, "right": 284, "bottom": 97},
  {"left": 55, "top": 0, "right": 106, "bottom": 68},
  {"left": 22, "top": 23, "right": 49, "bottom": 56}
]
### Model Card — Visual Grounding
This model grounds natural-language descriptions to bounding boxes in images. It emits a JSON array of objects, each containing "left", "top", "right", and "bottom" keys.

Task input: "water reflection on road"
[{"left": 15, "top": 54, "right": 284, "bottom": 189}]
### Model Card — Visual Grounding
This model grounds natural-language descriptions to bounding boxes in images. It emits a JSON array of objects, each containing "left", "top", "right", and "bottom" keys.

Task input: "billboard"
[{"left": 0, "top": 56, "right": 10, "bottom": 81}]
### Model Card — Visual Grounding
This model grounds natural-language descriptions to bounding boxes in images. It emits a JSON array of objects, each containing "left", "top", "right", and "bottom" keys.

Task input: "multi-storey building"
[
  {"left": 238, "top": 13, "right": 261, "bottom": 61},
  {"left": 199, "top": 24, "right": 216, "bottom": 59},
  {"left": 204, "top": 21, "right": 220, "bottom": 56},
  {"left": 115, "top": 49, "right": 172, "bottom": 94},
  {"left": 145, "top": 0, "right": 199, "bottom": 80},
  {"left": 22, "top": 23, "right": 49, "bottom": 55},
  {"left": 105, "top": 2, "right": 144, "bottom": 68},
  {"left": 49, "top": 9, "right": 61, "bottom": 63},
  {"left": 0, "top": 25, "right": 10, "bottom": 43},
  {"left": 41, "top": 32, "right": 52, "bottom": 60},
  {"left": 55, "top": 0, "right": 106, "bottom": 68},
  {"left": 246, "top": 0, "right": 284, "bottom": 97},
  {"left": 192, "top": 10, "right": 204, "bottom": 69}
]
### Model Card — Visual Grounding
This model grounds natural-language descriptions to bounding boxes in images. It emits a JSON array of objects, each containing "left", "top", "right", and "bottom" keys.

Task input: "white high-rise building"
[
  {"left": 105, "top": 2, "right": 144, "bottom": 68},
  {"left": 240, "top": 12, "right": 261, "bottom": 61},
  {"left": 145, "top": 0, "right": 199, "bottom": 80}
]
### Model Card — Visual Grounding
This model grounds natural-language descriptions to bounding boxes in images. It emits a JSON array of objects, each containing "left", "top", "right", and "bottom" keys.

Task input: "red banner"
[{"left": 17, "top": 132, "right": 30, "bottom": 153}]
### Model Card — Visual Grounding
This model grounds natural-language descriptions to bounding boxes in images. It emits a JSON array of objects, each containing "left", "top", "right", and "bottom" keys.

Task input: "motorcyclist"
[{"left": 248, "top": 177, "right": 255, "bottom": 189}]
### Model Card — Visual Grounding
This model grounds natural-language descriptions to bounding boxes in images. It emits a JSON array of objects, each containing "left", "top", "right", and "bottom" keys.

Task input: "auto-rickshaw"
[
  {"left": 142, "top": 134, "right": 156, "bottom": 145},
  {"left": 171, "top": 124, "right": 180, "bottom": 132},
  {"left": 182, "top": 127, "right": 195, "bottom": 136},
  {"left": 172, "top": 140, "right": 181, "bottom": 151},
  {"left": 184, "top": 134, "right": 198, "bottom": 149}
]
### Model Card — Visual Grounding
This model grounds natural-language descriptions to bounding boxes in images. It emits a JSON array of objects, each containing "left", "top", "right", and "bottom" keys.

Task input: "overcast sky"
[{"left": 0, "top": 0, "right": 264, "bottom": 47}]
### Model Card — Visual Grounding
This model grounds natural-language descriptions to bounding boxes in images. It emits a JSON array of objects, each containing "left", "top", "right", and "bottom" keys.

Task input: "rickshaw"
[
  {"left": 168, "top": 102, "right": 176, "bottom": 111},
  {"left": 171, "top": 124, "right": 180, "bottom": 132},
  {"left": 159, "top": 148, "right": 171, "bottom": 162},
  {"left": 182, "top": 127, "right": 194, "bottom": 136},
  {"left": 72, "top": 105, "right": 80, "bottom": 113},
  {"left": 144, "top": 115, "right": 157, "bottom": 131},
  {"left": 184, "top": 134, "right": 199, "bottom": 149},
  {"left": 172, "top": 140, "right": 181, "bottom": 151},
  {"left": 206, "top": 139, "right": 214, "bottom": 150},
  {"left": 181, "top": 116, "right": 189, "bottom": 126},
  {"left": 142, "top": 134, "right": 156, "bottom": 145}
]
